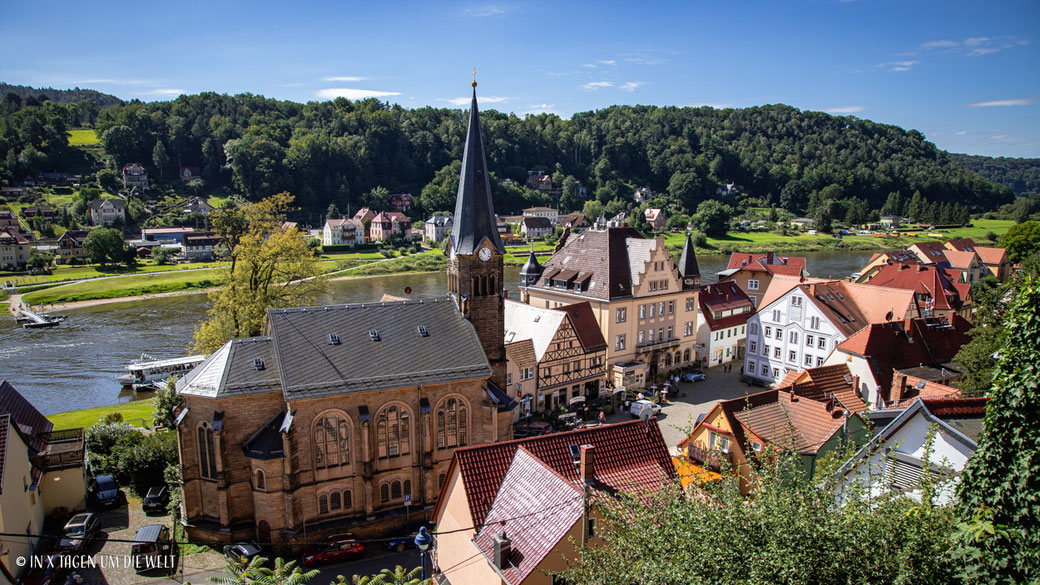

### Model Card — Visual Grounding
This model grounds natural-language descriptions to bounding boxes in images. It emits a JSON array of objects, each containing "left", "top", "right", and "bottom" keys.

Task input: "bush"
[
  {"left": 86, "top": 422, "right": 177, "bottom": 495},
  {"left": 86, "top": 421, "right": 137, "bottom": 457}
]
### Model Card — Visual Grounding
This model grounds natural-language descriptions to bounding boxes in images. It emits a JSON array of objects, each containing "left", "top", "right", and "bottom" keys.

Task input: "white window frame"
[
  {"left": 616, "top": 308, "right": 626, "bottom": 323},
  {"left": 748, "top": 279, "right": 760, "bottom": 291}
]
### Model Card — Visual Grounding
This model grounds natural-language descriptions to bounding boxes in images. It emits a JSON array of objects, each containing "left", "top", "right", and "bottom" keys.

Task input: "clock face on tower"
[{"left": 478, "top": 247, "right": 492, "bottom": 262}]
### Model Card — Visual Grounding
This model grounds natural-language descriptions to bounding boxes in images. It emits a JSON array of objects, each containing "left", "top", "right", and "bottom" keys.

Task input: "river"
[{"left": 1, "top": 250, "right": 875, "bottom": 415}]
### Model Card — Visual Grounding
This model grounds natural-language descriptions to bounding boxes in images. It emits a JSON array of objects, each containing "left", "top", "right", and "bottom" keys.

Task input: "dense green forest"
[
  {"left": 1, "top": 82, "right": 124, "bottom": 109},
  {"left": 0, "top": 88, "right": 1016, "bottom": 222},
  {"left": 950, "top": 153, "right": 1040, "bottom": 197}
]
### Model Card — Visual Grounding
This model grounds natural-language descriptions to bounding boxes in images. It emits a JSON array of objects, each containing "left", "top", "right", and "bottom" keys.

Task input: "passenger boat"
[{"left": 117, "top": 354, "right": 206, "bottom": 388}]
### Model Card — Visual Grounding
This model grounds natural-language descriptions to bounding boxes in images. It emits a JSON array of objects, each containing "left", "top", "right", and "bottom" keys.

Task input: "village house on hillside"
[
  {"left": 88, "top": 198, "right": 126, "bottom": 226},
  {"left": 174, "top": 86, "right": 518, "bottom": 546},
  {"left": 520, "top": 216, "right": 553, "bottom": 239},
  {"left": 122, "top": 163, "right": 148, "bottom": 191},
  {"left": 322, "top": 217, "right": 365, "bottom": 247},
  {"left": 644, "top": 207, "right": 666, "bottom": 231},
  {"left": 0, "top": 227, "right": 31, "bottom": 269},
  {"left": 432, "top": 419, "right": 675, "bottom": 585},
  {"left": 386, "top": 193, "right": 414, "bottom": 212},
  {"left": 424, "top": 214, "right": 453, "bottom": 243},
  {"left": 504, "top": 298, "right": 608, "bottom": 419},
  {"left": 522, "top": 206, "right": 559, "bottom": 224},
  {"left": 0, "top": 381, "right": 86, "bottom": 582},
  {"left": 520, "top": 230, "right": 702, "bottom": 388},
  {"left": 56, "top": 229, "right": 89, "bottom": 264},
  {"left": 369, "top": 211, "right": 412, "bottom": 242}
]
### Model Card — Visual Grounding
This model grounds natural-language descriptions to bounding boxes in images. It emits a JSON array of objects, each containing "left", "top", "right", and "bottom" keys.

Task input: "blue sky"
[{"left": 1, "top": 0, "right": 1038, "bottom": 157}]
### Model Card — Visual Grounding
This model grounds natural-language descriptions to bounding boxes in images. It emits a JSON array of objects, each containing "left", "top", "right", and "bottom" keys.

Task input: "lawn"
[
  {"left": 67, "top": 129, "right": 100, "bottom": 146},
  {"left": 48, "top": 398, "right": 155, "bottom": 430},
  {"left": 21, "top": 267, "right": 226, "bottom": 304},
  {"left": 9, "top": 260, "right": 224, "bottom": 287}
]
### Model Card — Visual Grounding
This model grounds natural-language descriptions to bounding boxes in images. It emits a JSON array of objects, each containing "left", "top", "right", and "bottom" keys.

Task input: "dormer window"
[
  {"left": 328, "top": 333, "right": 341, "bottom": 345},
  {"left": 369, "top": 330, "right": 381, "bottom": 342},
  {"left": 417, "top": 326, "right": 429, "bottom": 337}
]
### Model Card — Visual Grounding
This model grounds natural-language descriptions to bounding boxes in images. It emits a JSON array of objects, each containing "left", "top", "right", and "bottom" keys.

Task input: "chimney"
[
  {"left": 892, "top": 374, "right": 907, "bottom": 404},
  {"left": 579, "top": 444, "right": 596, "bottom": 485},
  {"left": 493, "top": 531, "right": 512, "bottom": 570},
  {"left": 852, "top": 375, "right": 860, "bottom": 394}
]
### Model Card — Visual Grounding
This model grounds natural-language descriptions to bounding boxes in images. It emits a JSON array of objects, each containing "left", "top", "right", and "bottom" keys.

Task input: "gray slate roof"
[
  {"left": 450, "top": 88, "right": 505, "bottom": 256},
  {"left": 534, "top": 227, "right": 648, "bottom": 300},
  {"left": 176, "top": 337, "right": 280, "bottom": 398},
  {"left": 267, "top": 296, "right": 492, "bottom": 401}
]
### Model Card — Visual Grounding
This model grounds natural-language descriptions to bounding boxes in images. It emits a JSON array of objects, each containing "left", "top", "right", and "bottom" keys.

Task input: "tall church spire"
[
  {"left": 679, "top": 231, "right": 701, "bottom": 289},
  {"left": 450, "top": 86, "right": 505, "bottom": 256}
]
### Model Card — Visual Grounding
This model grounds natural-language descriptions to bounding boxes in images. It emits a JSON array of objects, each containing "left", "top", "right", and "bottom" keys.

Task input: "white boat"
[{"left": 117, "top": 355, "right": 206, "bottom": 388}]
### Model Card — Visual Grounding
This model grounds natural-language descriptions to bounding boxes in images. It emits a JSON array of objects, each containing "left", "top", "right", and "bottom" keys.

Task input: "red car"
[{"left": 302, "top": 536, "right": 364, "bottom": 566}]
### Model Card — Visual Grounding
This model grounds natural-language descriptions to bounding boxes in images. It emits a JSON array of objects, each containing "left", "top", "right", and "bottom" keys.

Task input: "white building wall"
[
  {"left": 824, "top": 350, "right": 877, "bottom": 408},
  {"left": 743, "top": 288, "right": 846, "bottom": 384}
]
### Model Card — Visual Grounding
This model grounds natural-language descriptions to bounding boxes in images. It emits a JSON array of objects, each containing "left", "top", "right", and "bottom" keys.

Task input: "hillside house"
[
  {"left": 88, "top": 198, "right": 126, "bottom": 226},
  {"left": 122, "top": 163, "right": 149, "bottom": 190}
]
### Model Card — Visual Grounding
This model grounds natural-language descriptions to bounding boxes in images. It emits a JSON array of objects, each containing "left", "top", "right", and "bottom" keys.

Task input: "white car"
[{"left": 629, "top": 400, "right": 662, "bottom": 419}]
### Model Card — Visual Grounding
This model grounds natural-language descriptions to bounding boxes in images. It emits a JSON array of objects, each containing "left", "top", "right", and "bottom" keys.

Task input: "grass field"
[
  {"left": 67, "top": 129, "right": 100, "bottom": 146},
  {"left": 48, "top": 398, "right": 155, "bottom": 430},
  {"left": 9, "top": 260, "right": 224, "bottom": 287},
  {"left": 21, "top": 267, "right": 225, "bottom": 304},
  {"left": 338, "top": 249, "right": 448, "bottom": 276}
]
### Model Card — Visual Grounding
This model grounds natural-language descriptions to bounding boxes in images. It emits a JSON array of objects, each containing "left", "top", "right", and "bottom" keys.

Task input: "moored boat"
[{"left": 117, "top": 354, "right": 206, "bottom": 388}]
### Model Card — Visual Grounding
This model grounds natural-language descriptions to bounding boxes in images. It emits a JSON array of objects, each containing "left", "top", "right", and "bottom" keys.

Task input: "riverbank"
[{"left": 48, "top": 397, "right": 156, "bottom": 430}]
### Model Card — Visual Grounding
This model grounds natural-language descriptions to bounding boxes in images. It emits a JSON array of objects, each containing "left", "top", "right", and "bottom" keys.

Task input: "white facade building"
[
  {"left": 322, "top": 218, "right": 365, "bottom": 247},
  {"left": 424, "top": 215, "right": 453, "bottom": 243}
]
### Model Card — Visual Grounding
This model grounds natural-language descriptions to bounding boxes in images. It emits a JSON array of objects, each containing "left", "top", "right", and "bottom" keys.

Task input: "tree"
[
  {"left": 692, "top": 200, "right": 732, "bottom": 237},
  {"left": 83, "top": 227, "right": 126, "bottom": 265},
  {"left": 999, "top": 221, "right": 1040, "bottom": 263},
  {"left": 907, "top": 190, "right": 926, "bottom": 222},
  {"left": 326, "top": 202, "right": 341, "bottom": 220},
  {"left": 1012, "top": 197, "right": 1038, "bottom": 224},
  {"left": 152, "top": 246, "right": 177, "bottom": 265},
  {"left": 954, "top": 276, "right": 1040, "bottom": 583},
  {"left": 192, "top": 193, "right": 326, "bottom": 353},
  {"left": 333, "top": 565, "right": 423, "bottom": 585},
  {"left": 812, "top": 199, "right": 834, "bottom": 233},
  {"left": 152, "top": 141, "right": 169, "bottom": 179},
  {"left": 581, "top": 200, "right": 604, "bottom": 222},
  {"left": 96, "top": 168, "right": 120, "bottom": 192},
  {"left": 152, "top": 376, "right": 182, "bottom": 429}
]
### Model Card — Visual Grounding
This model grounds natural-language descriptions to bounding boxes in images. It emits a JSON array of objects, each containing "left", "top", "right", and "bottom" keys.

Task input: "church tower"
[{"left": 446, "top": 79, "right": 507, "bottom": 389}]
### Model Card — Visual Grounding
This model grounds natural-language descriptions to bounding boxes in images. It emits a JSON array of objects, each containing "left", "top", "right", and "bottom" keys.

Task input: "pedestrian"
[{"left": 598, "top": 410, "right": 606, "bottom": 425}]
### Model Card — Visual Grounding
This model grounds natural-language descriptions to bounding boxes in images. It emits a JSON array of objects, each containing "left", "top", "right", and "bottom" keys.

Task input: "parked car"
[
  {"left": 90, "top": 475, "right": 122, "bottom": 507},
  {"left": 142, "top": 485, "right": 169, "bottom": 514},
  {"left": 223, "top": 542, "right": 263, "bottom": 564},
  {"left": 682, "top": 372, "right": 706, "bottom": 383},
  {"left": 629, "top": 400, "right": 662, "bottom": 420},
  {"left": 59, "top": 513, "right": 100, "bottom": 552},
  {"left": 526, "top": 421, "right": 553, "bottom": 435},
  {"left": 19, "top": 552, "right": 66, "bottom": 585},
  {"left": 130, "top": 525, "right": 175, "bottom": 574},
  {"left": 302, "top": 535, "right": 364, "bottom": 566},
  {"left": 386, "top": 524, "right": 429, "bottom": 552}
]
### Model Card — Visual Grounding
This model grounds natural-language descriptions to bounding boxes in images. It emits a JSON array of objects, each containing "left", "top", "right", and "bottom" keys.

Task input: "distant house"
[
  {"left": 21, "top": 205, "right": 56, "bottom": 220},
  {"left": 369, "top": 211, "right": 412, "bottom": 242},
  {"left": 182, "top": 233, "right": 221, "bottom": 262},
  {"left": 522, "top": 206, "right": 559, "bottom": 224},
  {"left": 521, "top": 216, "right": 554, "bottom": 239},
  {"left": 141, "top": 227, "right": 195, "bottom": 244},
  {"left": 790, "top": 218, "right": 814, "bottom": 228},
  {"left": 56, "top": 230, "right": 89, "bottom": 264},
  {"left": 183, "top": 197, "right": 212, "bottom": 215},
  {"left": 835, "top": 397, "right": 987, "bottom": 505},
  {"left": 697, "top": 281, "right": 756, "bottom": 367},
  {"left": 352, "top": 207, "right": 376, "bottom": 242},
  {"left": 633, "top": 186, "right": 653, "bottom": 203},
  {"left": 122, "top": 163, "right": 149, "bottom": 190},
  {"left": 88, "top": 198, "right": 126, "bottom": 226},
  {"left": 716, "top": 183, "right": 742, "bottom": 197},
  {"left": 865, "top": 263, "right": 971, "bottom": 320},
  {"left": 525, "top": 169, "right": 555, "bottom": 192},
  {"left": 944, "top": 238, "right": 1011, "bottom": 281},
  {"left": 644, "top": 208, "right": 666, "bottom": 231},
  {"left": 37, "top": 172, "right": 80, "bottom": 187},
  {"left": 0, "top": 227, "right": 31, "bottom": 269},
  {"left": 0, "top": 380, "right": 87, "bottom": 582},
  {"left": 322, "top": 218, "right": 365, "bottom": 247},
  {"left": 0, "top": 210, "right": 19, "bottom": 229},
  {"left": 386, "top": 193, "right": 414, "bottom": 212},
  {"left": 574, "top": 180, "right": 588, "bottom": 198},
  {"left": 560, "top": 212, "right": 590, "bottom": 231},
  {"left": 879, "top": 216, "right": 905, "bottom": 227},
  {"left": 716, "top": 252, "right": 808, "bottom": 307},
  {"left": 424, "top": 215, "right": 453, "bottom": 243},
  {"left": 606, "top": 212, "right": 627, "bottom": 228},
  {"left": 179, "top": 166, "right": 202, "bottom": 182}
]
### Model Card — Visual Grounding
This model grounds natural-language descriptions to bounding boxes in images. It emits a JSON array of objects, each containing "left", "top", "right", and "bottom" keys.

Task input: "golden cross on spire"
[{"left": 472, "top": 67, "right": 477, "bottom": 88}]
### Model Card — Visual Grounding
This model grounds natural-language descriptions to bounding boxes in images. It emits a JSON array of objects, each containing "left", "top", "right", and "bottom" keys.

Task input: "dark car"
[
  {"left": 142, "top": 485, "right": 169, "bottom": 514},
  {"left": 131, "top": 525, "right": 175, "bottom": 574},
  {"left": 19, "top": 552, "right": 66, "bottom": 585},
  {"left": 302, "top": 535, "right": 364, "bottom": 566},
  {"left": 90, "top": 474, "right": 121, "bottom": 507},
  {"left": 386, "top": 524, "right": 428, "bottom": 552},
  {"left": 682, "top": 372, "right": 706, "bottom": 383},
  {"left": 59, "top": 512, "right": 100, "bottom": 552},
  {"left": 223, "top": 542, "right": 263, "bottom": 564}
]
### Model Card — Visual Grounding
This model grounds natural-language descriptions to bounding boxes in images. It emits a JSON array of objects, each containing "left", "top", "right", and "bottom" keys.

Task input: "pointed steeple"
[
  {"left": 450, "top": 86, "right": 505, "bottom": 256},
  {"left": 519, "top": 248, "right": 543, "bottom": 287},
  {"left": 679, "top": 231, "right": 700, "bottom": 289}
]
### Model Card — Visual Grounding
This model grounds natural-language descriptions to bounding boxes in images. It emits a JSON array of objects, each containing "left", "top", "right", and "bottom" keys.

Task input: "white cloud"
[
  {"left": 625, "top": 57, "right": 666, "bottom": 65},
  {"left": 461, "top": 4, "right": 510, "bottom": 17},
  {"left": 955, "top": 130, "right": 967, "bottom": 136},
  {"left": 524, "top": 103, "right": 557, "bottom": 115},
  {"left": 824, "top": 106, "right": 864, "bottom": 114},
  {"left": 968, "top": 47, "right": 999, "bottom": 56},
  {"left": 580, "top": 63, "right": 597, "bottom": 68},
  {"left": 619, "top": 81, "right": 644, "bottom": 91},
  {"left": 597, "top": 59, "right": 616, "bottom": 65},
  {"left": 964, "top": 37, "right": 991, "bottom": 46},
  {"left": 922, "top": 40, "right": 960, "bottom": 49},
  {"left": 880, "top": 60, "right": 918, "bottom": 72},
  {"left": 146, "top": 89, "right": 185, "bottom": 97},
  {"left": 78, "top": 79, "right": 150, "bottom": 85},
  {"left": 581, "top": 81, "right": 615, "bottom": 90},
  {"left": 440, "top": 96, "right": 510, "bottom": 106},
  {"left": 315, "top": 88, "right": 401, "bottom": 100},
  {"left": 966, "top": 98, "right": 1034, "bottom": 107},
  {"left": 322, "top": 76, "right": 367, "bottom": 82}
]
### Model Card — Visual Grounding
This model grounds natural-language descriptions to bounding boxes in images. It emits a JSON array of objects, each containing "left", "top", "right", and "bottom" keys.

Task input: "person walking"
[{"left": 598, "top": 410, "right": 607, "bottom": 425}]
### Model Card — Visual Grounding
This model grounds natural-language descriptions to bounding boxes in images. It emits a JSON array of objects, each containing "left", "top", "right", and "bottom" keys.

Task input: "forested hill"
[
  {"left": 949, "top": 153, "right": 1040, "bottom": 197},
  {"left": 0, "top": 91, "right": 1015, "bottom": 219},
  {"left": 1, "top": 82, "right": 124, "bottom": 108}
]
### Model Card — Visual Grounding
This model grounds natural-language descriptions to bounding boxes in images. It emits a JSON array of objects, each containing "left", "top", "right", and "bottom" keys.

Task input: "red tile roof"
[
  {"left": 446, "top": 418, "right": 675, "bottom": 526},
  {"left": 778, "top": 364, "right": 868, "bottom": 413},
  {"left": 891, "top": 373, "right": 963, "bottom": 408},
  {"left": 866, "top": 263, "right": 965, "bottom": 312},
  {"left": 909, "top": 241, "right": 949, "bottom": 262},
  {"left": 698, "top": 282, "right": 756, "bottom": 331},
  {"left": 472, "top": 448, "right": 584, "bottom": 584},
  {"left": 736, "top": 391, "right": 849, "bottom": 454},
  {"left": 945, "top": 238, "right": 977, "bottom": 252},
  {"left": 0, "top": 380, "right": 53, "bottom": 451},
  {"left": 553, "top": 301, "right": 607, "bottom": 351},
  {"left": 921, "top": 396, "right": 988, "bottom": 417},
  {"left": 974, "top": 246, "right": 1008, "bottom": 266},
  {"left": 726, "top": 252, "right": 807, "bottom": 272}
]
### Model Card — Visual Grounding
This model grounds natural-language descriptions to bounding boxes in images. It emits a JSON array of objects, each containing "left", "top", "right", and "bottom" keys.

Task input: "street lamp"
[{"left": 414, "top": 526, "right": 432, "bottom": 582}]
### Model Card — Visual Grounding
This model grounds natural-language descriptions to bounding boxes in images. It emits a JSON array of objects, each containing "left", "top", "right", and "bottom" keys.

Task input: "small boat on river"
[
  {"left": 117, "top": 354, "right": 206, "bottom": 388},
  {"left": 17, "top": 309, "right": 66, "bottom": 329}
]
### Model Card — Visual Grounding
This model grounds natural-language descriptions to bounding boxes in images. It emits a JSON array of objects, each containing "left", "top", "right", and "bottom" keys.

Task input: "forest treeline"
[
  {"left": 1, "top": 82, "right": 124, "bottom": 109},
  {"left": 0, "top": 88, "right": 1017, "bottom": 219},
  {"left": 950, "top": 153, "right": 1040, "bottom": 197}
]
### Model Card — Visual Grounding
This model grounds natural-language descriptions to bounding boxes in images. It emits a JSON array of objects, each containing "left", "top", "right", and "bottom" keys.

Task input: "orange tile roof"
[
  {"left": 779, "top": 363, "right": 868, "bottom": 413},
  {"left": 505, "top": 339, "right": 537, "bottom": 367},
  {"left": 866, "top": 263, "right": 964, "bottom": 312},
  {"left": 942, "top": 249, "right": 978, "bottom": 270},
  {"left": 726, "top": 252, "right": 807, "bottom": 272},
  {"left": 891, "top": 372, "right": 963, "bottom": 408},
  {"left": 974, "top": 246, "right": 1008, "bottom": 266},
  {"left": 736, "top": 391, "right": 849, "bottom": 454}
]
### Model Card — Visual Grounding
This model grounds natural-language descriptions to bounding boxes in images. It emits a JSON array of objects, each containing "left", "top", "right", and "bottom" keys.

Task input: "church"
[{"left": 174, "top": 83, "right": 515, "bottom": 546}]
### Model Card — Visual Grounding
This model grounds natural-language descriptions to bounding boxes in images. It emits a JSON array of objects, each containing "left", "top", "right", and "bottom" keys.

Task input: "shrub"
[{"left": 86, "top": 421, "right": 137, "bottom": 457}]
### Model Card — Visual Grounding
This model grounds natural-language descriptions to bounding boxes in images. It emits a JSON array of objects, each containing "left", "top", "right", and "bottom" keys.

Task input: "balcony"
[
  {"left": 685, "top": 444, "right": 732, "bottom": 471},
  {"left": 31, "top": 428, "right": 85, "bottom": 471},
  {"left": 635, "top": 336, "right": 681, "bottom": 354}
]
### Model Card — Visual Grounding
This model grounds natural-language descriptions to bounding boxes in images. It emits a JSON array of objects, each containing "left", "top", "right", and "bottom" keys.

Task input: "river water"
[{"left": 2, "top": 250, "right": 874, "bottom": 415}]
